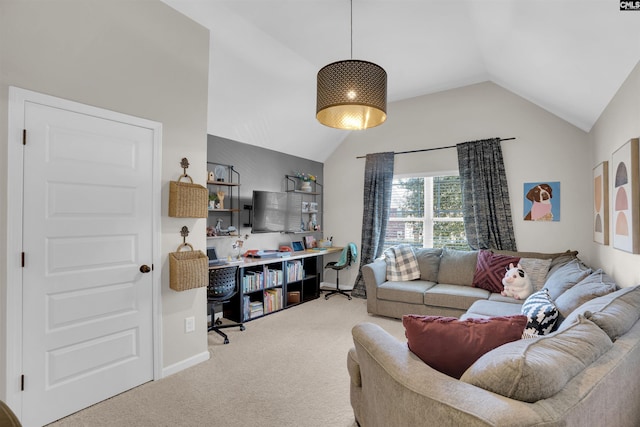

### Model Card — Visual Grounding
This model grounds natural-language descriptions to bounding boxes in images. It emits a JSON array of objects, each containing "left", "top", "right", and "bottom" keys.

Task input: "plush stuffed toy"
[{"left": 501, "top": 263, "right": 533, "bottom": 300}]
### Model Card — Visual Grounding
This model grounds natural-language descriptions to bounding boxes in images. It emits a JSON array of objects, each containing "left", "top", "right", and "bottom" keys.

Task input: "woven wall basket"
[
  {"left": 169, "top": 243, "right": 208, "bottom": 291},
  {"left": 169, "top": 174, "right": 208, "bottom": 218}
]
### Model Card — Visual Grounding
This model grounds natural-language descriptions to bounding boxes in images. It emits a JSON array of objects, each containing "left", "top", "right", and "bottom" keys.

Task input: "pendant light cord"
[{"left": 350, "top": 0, "right": 353, "bottom": 59}]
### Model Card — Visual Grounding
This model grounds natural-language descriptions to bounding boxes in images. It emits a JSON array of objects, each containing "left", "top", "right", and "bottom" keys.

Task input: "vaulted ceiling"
[{"left": 162, "top": 0, "right": 640, "bottom": 162}]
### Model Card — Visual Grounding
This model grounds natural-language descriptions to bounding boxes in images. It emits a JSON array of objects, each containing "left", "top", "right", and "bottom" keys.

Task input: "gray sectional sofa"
[
  {"left": 349, "top": 247, "right": 640, "bottom": 426},
  {"left": 361, "top": 247, "right": 578, "bottom": 319}
]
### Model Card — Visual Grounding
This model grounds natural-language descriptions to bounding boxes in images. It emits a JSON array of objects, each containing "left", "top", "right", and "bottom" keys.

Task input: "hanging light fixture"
[{"left": 316, "top": 0, "right": 387, "bottom": 130}]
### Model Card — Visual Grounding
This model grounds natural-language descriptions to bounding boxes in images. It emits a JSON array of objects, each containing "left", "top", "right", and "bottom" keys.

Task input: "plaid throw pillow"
[{"left": 385, "top": 244, "right": 421, "bottom": 281}]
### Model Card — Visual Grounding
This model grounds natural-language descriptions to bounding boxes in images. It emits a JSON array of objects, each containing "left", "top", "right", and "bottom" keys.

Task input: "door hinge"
[
  {"left": 21, "top": 252, "right": 25, "bottom": 267},
  {"left": 22, "top": 129, "right": 26, "bottom": 145},
  {"left": 21, "top": 375, "right": 24, "bottom": 391}
]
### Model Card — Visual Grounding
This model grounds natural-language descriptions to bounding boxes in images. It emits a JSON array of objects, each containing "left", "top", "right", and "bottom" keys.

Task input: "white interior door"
[{"left": 20, "top": 100, "right": 156, "bottom": 426}]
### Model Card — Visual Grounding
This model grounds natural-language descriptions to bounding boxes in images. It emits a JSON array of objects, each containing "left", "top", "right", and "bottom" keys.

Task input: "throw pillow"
[
  {"left": 472, "top": 250, "right": 520, "bottom": 293},
  {"left": 543, "top": 258, "right": 592, "bottom": 300},
  {"left": 413, "top": 247, "right": 442, "bottom": 282},
  {"left": 521, "top": 289, "right": 559, "bottom": 335},
  {"left": 554, "top": 269, "right": 618, "bottom": 319},
  {"left": 437, "top": 248, "right": 478, "bottom": 286},
  {"left": 384, "top": 244, "right": 421, "bottom": 281},
  {"left": 545, "top": 250, "right": 580, "bottom": 279},
  {"left": 558, "top": 285, "right": 640, "bottom": 340},
  {"left": 460, "top": 315, "right": 613, "bottom": 402},
  {"left": 518, "top": 258, "right": 552, "bottom": 291},
  {"left": 402, "top": 314, "right": 527, "bottom": 379}
]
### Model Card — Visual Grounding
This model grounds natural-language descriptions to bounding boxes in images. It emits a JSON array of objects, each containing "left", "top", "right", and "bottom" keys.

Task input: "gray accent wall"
[{"left": 207, "top": 135, "right": 323, "bottom": 258}]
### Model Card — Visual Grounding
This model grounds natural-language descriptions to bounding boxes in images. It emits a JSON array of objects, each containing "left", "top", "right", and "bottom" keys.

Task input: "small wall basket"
[
  {"left": 168, "top": 158, "right": 208, "bottom": 218},
  {"left": 169, "top": 242, "right": 208, "bottom": 291}
]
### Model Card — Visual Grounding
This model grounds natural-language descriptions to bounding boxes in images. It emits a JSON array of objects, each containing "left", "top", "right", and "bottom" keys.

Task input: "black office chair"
[
  {"left": 323, "top": 243, "right": 357, "bottom": 300},
  {"left": 208, "top": 266, "right": 244, "bottom": 344}
]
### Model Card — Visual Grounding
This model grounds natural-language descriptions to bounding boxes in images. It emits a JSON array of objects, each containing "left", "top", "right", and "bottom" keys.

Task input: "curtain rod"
[{"left": 355, "top": 137, "right": 516, "bottom": 159}]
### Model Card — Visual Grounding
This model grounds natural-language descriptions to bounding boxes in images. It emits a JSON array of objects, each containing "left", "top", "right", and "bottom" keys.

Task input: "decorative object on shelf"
[
  {"left": 301, "top": 181, "right": 312, "bottom": 192},
  {"left": 294, "top": 172, "right": 316, "bottom": 192},
  {"left": 208, "top": 171, "right": 215, "bottom": 182},
  {"left": 214, "top": 165, "right": 226, "bottom": 182},
  {"left": 316, "top": 0, "right": 387, "bottom": 130},
  {"left": 216, "top": 190, "right": 226, "bottom": 209},
  {"left": 169, "top": 226, "right": 208, "bottom": 291},
  {"left": 169, "top": 158, "right": 208, "bottom": 218},
  {"left": 209, "top": 192, "right": 218, "bottom": 210}
]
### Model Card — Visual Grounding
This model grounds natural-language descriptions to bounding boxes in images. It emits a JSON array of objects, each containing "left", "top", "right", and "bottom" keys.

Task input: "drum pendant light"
[{"left": 316, "top": 0, "right": 387, "bottom": 130}]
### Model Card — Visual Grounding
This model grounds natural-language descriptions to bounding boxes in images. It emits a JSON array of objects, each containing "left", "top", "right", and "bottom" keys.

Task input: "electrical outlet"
[{"left": 185, "top": 316, "right": 195, "bottom": 333}]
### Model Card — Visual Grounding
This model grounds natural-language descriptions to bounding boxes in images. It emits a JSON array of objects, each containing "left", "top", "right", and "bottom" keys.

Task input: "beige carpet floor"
[{"left": 48, "top": 295, "right": 406, "bottom": 427}]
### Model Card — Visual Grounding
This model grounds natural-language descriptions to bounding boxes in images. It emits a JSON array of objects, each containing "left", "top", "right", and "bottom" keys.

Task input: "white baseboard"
[{"left": 161, "top": 350, "right": 210, "bottom": 378}]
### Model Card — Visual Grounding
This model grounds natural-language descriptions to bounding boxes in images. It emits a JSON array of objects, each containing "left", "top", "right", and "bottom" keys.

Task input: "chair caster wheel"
[
  {"left": 240, "top": 325, "right": 246, "bottom": 331},
  {"left": 223, "top": 338, "right": 229, "bottom": 344}
]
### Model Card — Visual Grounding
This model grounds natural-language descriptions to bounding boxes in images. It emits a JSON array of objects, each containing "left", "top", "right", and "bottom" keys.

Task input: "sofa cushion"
[
  {"left": 413, "top": 248, "right": 442, "bottom": 282},
  {"left": 521, "top": 289, "right": 559, "bottom": 335},
  {"left": 554, "top": 269, "right": 618, "bottom": 319},
  {"left": 558, "top": 285, "right": 640, "bottom": 340},
  {"left": 460, "top": 315, "right": 613, "bottom": 402},
  {"left": 403, "top": 314, "right": 527, "bottom": 379},
  {"left": 384, "top": 244, "right": 421, "bottom": 281},
  {"left": 519, "top": 258, "right": 552, "bottom": 292},
  {"left": 463, "top": 300, "right": 523, "bottom": 319},
  {"left": 424, "top": 284, "right": 490, "bottom": 310},
  {"left": 437, "top": 248, "right": 478, "bottom": 286},
  {"left": 377, "top": 280, "right": 436, "bottom": 304},
  {"left": 543, "top": 258, "right": 592, "bottom": 300},
  {"left": 472, "top": 249, "right": 520, "bottom": 293}
]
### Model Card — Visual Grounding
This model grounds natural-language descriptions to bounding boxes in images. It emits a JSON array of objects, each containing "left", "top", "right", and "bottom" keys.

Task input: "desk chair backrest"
[{"left": 334, "top": 242, "right": 358, "bottom": 269}]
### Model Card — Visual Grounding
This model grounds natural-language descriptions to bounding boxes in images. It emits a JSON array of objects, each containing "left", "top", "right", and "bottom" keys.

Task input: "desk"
[{"left": 210, "top": 247, "right": 342, "bottom": 323}]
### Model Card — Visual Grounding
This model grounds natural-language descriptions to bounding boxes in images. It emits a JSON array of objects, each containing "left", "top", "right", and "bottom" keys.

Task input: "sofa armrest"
[
  {"left": 361, "top": 259, "right": 386, "bottom": 295},
  {"left": 351, "top": 323, "right": 545, "bottom": 427}
]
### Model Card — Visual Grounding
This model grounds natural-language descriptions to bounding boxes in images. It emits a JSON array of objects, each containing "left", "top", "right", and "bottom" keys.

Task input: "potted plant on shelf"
[
  {"left": 295, "top": 172, "right": 316, "bottom": 192},
  {"left": 209, "top": 193, "right": 218, "bottom": 210}
]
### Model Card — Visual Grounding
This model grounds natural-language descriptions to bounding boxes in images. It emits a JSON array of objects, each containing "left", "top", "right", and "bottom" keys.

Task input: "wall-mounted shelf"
[
  {"left": 207, "top": 162, "right": 240, "bottom": 237},
  {"left": 285, "top": 175, "right": 322, "bottom": 233}
]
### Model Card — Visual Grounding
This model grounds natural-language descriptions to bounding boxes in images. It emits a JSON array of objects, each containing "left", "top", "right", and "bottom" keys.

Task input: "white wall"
[
  {"left": 0, "top": 0, "right": 210, "bottom": 393},
  {"left": 323, "top": 82, "right": 593, "bottom": 287},
  {"left": 590, "top": 60, "right": 640, "bottom": 288}
]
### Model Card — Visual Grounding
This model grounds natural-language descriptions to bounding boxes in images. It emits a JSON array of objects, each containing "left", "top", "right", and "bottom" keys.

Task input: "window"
[{"left": 383, "top": 175, "right": 470, "bottom": 251}]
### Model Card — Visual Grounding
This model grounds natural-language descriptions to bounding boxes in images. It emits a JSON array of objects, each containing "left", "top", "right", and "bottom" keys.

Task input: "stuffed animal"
[{"left": 501, "top": 263, "right": 533, "bottom": 300}]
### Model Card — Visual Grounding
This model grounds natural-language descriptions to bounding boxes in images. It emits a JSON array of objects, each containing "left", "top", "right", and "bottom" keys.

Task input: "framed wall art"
[
  {"left": 611, "top": 138, "right": 640, "bottom": 253},
  {"left": 593, "top": 161, "right": 609, "bottom": 245},
  {"left": 523, "top": 181, "right": 560, "bottom": 221}
]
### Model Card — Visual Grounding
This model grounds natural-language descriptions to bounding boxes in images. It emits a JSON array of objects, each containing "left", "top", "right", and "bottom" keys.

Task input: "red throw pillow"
[
  {"left": 472, "top": 250, "right": 521, "bottom": 293},
  {"left": 403, "top": 314, "right": 528, "bottom": 379}
]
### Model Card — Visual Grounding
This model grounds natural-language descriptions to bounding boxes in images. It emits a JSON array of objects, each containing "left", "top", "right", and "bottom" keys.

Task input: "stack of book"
[{"left": 248, "top": 300, "right": 264, "bottom": 320}]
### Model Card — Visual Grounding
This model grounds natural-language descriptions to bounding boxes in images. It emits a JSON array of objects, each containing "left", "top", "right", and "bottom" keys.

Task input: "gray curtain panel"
[
  {"left": 352, "top": 152, "right": 395, "bottom": 298},
  {"left": 456, "top": 138, "right": 517, "bottom": 251}
]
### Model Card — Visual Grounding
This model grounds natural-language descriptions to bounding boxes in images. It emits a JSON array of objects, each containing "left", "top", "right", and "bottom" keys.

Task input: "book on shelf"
[
  {"left": 286, "top": 260, "right": 305, "bottom": 282},
  {"left": 263, "top": 288, "right": 283, "bottom": 313}
]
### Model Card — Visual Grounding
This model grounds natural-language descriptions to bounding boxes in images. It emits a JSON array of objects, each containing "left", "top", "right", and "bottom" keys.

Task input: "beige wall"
[
  {"left": 323, "top": 82, "right": 593, "bottom": 287},
  {"left": 0, "top": 0, "right": 210, "bottom": 395},
  {"left": 590, "top": 60, "right": 640, "bottom": 288}
]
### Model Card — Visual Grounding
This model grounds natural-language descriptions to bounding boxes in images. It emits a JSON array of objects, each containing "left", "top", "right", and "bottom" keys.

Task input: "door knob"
[{"left": 139, "top": 264, "right": 151, "bottom": 273}]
